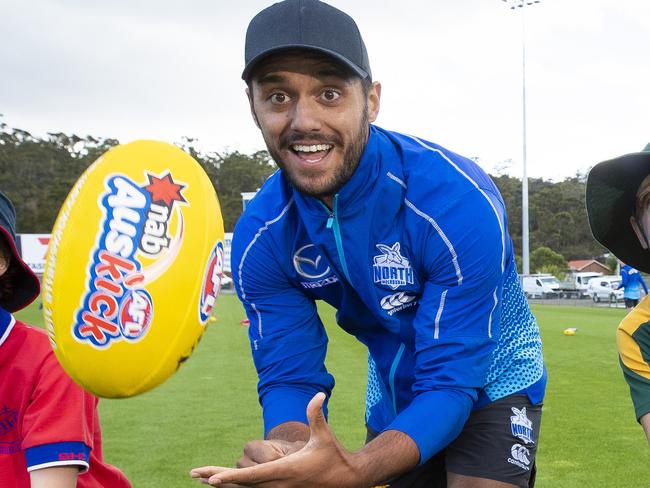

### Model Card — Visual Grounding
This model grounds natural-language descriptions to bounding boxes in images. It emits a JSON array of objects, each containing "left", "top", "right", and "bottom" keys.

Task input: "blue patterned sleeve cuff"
[{"left": 25, "top": 441, "right": 90, "bottom": 473}]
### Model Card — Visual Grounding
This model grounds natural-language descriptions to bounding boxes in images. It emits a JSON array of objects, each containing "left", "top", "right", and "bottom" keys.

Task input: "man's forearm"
[
  {"left": 351, "top": 429, "right": 420, "bottom": 487},
  {"left": 266, "top": 422, "right": 418, "bottom": 487}
]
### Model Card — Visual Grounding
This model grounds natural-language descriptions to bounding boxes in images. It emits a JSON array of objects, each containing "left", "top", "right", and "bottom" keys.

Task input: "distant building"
[{"left": 568, "top": 259, "right": 611, "bottom": 275}]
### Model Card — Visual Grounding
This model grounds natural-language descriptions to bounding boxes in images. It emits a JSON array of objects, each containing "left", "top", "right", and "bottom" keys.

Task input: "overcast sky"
[{"left": 2, "top": 0, "right": 649, "bottom": 180}]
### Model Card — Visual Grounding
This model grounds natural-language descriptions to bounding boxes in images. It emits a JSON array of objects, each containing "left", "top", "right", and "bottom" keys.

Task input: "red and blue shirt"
[{"left": 0, "top": 306, "right": 131, "bottom": 487}]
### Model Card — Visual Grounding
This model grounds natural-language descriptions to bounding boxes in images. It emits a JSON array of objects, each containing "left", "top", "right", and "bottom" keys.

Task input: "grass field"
[{"left": 15, "top": 297, "right": 650, "bottom": 487}]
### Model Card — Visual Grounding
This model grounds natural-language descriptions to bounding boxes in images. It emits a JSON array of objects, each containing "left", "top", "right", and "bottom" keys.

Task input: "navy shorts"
[
  {"left": 625, "top": 298, "right": 639, "bottom": 308},
  {"left": 370, "top": 394, "right": 542, "bottom": 488}
]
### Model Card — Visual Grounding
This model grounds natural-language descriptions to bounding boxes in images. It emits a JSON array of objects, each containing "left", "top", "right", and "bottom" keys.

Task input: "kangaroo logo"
[
  {"left": 510, "top": 407, "right": 534, "bottom": 444},
  {"left": 373, "top": 242, "right": 414, "bottom": 290}
]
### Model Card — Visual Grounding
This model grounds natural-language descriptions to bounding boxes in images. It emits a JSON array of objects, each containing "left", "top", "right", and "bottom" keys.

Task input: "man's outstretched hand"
[{"left": 190, "top": 392, "right": 363, "bottom": 487}]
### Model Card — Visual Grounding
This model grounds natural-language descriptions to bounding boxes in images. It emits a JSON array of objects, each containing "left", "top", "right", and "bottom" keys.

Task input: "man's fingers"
[
  {"left": 191, "top": 466, "right": 251, "bottom": 486},
  {"left": 242, "top": 440, "right": 285, "bottom": 464},
  {"left": 206, "top": 460, "right": 290, "bottom": 486},
  {"left": 191, "top": 467, "right": 221, "bottom": 478},
  {"left": 306, "top": 392, "right": 329, "bottom": 438}
]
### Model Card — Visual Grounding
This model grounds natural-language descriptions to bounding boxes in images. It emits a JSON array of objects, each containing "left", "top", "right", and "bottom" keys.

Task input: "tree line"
[
  {"left": 0, "top": 121, "right": 275, "bottom": 234},
  {"left": 0, "top": 120, "right": 605, "bottom": 272}
]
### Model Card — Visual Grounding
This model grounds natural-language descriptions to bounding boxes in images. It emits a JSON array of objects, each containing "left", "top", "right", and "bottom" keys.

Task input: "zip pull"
[{"left": 326, "top": 213, "right": 334, "bottom": 229}]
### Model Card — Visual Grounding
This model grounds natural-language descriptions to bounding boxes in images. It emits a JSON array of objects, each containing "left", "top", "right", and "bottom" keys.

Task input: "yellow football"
[{"left": 42, "top": 140, "right": 225, "bottom": 398}]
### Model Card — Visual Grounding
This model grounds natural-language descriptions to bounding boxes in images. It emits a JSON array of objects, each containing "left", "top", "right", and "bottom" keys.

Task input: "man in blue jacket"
[
  {"left": 191, "top": 1, "right": 545, "bottom": 487},
  {"left": 619, "top": 263, "right": 648, "bottom": 311}
]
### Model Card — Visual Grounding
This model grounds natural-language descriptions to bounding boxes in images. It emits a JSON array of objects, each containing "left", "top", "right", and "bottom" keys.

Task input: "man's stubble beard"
[{"left": 262, "top": 105, "right": 370, "bottom": 200}]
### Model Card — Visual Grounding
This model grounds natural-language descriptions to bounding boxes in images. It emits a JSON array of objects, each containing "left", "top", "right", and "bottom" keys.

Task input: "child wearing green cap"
[{"left": 586, "top": 144, "right": 650, "bottom": 445}]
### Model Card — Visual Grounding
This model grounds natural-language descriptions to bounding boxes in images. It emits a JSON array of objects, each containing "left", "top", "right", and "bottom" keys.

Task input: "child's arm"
[{"left": 30, "top": 466, "right": 78, "bottom": 488}]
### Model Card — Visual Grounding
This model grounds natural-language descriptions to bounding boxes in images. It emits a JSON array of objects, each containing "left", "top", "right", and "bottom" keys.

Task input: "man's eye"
[
  {"left": 321, "top": 90, "right": 340, "bottom": 102},
  {"left": 270, "top": 93, "right": 289, "bottom": 104}
]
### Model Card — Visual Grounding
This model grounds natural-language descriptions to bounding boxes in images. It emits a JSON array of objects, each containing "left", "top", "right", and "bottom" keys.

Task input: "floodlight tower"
[{"left": 501, "top": 0, "right": 541, "bottom": 275}]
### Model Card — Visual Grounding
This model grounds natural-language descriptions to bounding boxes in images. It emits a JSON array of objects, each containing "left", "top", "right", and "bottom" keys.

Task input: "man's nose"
[{"left": 290, "top": 97, "right": 322, "bottom": 133}]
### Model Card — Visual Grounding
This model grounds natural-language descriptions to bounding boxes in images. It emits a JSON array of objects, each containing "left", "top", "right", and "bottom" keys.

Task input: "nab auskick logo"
[
  {"left": 373, "top": 242, "right": 414, "bottom": 290},
  {"left": 74, "top": 172, "right": 187, "bottom": 348}
]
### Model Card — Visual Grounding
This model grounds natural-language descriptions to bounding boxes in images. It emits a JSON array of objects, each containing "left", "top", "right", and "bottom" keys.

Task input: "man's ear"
[
  {"left": 246, "top": 87, "right": 261, "bottom": 129},
  {"left": 631, "top": 216, "right": 649, "bottom": 249},
  {"left": 367, "top": 81, "right": 382, "bottom": 123}
]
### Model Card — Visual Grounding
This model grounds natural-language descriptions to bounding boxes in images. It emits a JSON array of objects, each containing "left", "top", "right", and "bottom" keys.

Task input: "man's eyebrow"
[
  {"left": 316, "top": 69, "right": 353, "bottom": 83},
  {"left": 256, "top": 73, "right": 286, "bottom": 85}
]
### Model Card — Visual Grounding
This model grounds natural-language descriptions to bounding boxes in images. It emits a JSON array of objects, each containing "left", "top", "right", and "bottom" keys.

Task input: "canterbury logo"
[
  {"left": 510, "top": 444, "right": 531, "bottom": 466},
  {"left": 380, "top": 292, "right": 417, "bottom": 311}
]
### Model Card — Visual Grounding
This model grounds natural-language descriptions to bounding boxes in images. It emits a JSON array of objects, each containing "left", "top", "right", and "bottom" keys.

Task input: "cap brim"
[
  {"left": 242, "top": 45, "right": 370, "bottom": 81},
  {"left": 586, "top": 152, "right": 650, "bottom": 272},
  {"left": 0, "top": 227, "right": 40, "bottom": 312}
]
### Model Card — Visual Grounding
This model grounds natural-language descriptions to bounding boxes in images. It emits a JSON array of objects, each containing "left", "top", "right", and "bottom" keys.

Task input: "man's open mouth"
[{"left": 291, "top": 144, "right": 333, "bottom": 163}]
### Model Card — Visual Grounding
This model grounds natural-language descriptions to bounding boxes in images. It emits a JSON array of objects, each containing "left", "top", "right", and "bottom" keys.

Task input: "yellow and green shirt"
[{"left": 617, "top": 295, "right": 650, "bottom": 421}]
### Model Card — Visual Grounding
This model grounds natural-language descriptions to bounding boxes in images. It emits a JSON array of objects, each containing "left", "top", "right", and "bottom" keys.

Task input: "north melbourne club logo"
[
  {"left": 373, "top": 242, "right": 414, "bottom": 290},
  {"left": 510, "top": 407, "right": 534, "bottom": 444}
]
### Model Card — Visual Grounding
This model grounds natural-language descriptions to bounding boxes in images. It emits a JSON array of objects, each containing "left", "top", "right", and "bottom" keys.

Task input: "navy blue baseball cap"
[
  {"left": 0, "top": 191, "right": 40, "bottom": 312},
  {"left": 242, "top": 0, "right": 372, "bottom": 82}
]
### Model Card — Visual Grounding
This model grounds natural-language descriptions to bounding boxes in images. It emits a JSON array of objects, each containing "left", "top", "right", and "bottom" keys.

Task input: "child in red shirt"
[{"left": 0, "top": 191, "right": 131, "bottom": 487}]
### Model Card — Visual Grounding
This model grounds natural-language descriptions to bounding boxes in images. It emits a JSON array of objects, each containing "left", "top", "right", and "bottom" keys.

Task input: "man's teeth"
[{"left": 292, "top": 144, "right": 332, "bottom": 153}]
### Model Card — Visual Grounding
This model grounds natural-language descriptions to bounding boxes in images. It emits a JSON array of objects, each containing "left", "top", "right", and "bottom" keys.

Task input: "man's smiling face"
[{"left": 247, "top": 51, "right": 380, "bottom": 204}]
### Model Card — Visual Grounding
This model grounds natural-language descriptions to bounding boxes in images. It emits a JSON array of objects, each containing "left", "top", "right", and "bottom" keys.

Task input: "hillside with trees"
[
  {"left": 0, "top": 121, "right": 276, "bottom": 234},
  {"left": 1, "top": 119, "right": 605, "bottom": 271}
]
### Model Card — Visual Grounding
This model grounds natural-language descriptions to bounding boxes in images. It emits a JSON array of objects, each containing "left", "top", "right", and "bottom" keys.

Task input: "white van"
[
  {"left": 570, "top": 272, "right": 603, "bottom": 298},
  {"left": 587, "top": 276, "right": 623, "bottom": 302},
  {"left": 522, "top": 274, "right": 560, "bottom": 299}
]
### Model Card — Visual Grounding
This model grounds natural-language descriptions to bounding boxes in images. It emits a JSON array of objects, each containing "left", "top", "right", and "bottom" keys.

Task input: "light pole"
[{"left": 502, "top": 0, "right": 540, "bottom": 275}]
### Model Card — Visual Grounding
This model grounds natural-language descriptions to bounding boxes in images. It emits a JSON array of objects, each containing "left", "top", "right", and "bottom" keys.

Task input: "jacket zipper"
[
  {"left": 323, "top": 195, "right": 352, "bottom": 282},
  {"left": 324, "top": 195, "right": 403, "bottom": 416}
]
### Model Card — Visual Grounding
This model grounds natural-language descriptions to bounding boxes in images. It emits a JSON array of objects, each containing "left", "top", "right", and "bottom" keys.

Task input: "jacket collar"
[
  {"left": 293, "top": 125, "right": 385, "bottom": 217},
  {"left": 0, "top": 306, "right": 16, "bottom": 348}
]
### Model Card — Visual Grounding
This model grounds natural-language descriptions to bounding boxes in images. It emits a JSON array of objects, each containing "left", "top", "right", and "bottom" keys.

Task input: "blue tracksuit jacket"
[
  {"left": 619, "top": 264, "right": 648, "bottom": 300},
  {"left": 231, "top": 125, "right": 546, "bottom": 463}
]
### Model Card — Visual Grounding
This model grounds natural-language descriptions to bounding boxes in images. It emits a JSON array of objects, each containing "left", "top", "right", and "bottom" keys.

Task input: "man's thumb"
[{"left": 306, "top": 392, "right": 328, "bottom": 437}]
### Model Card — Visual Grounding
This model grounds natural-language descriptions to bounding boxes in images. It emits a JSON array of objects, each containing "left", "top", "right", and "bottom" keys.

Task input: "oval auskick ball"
[{"left": 42, "top": 140, "right": 225, "bottom": 398}]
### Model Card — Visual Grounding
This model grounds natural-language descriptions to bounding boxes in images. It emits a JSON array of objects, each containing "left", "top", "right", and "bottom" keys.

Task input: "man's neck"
[{"left": 320, "top": 195, "right": 333, "bottom": 210}]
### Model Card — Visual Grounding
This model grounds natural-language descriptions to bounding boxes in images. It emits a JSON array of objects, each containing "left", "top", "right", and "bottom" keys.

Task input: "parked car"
[
  {"left": 587, "top": 276, "right": 623, "bottom": 302},
  {"left": 522, "top": 274, "right": 561, "bottom": 299},
  {"left": 559, "top": 271, "right": 603, "bottom": 298}
]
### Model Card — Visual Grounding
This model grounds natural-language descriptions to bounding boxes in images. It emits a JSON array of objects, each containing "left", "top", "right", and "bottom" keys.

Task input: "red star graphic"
[{"left": 144, "top": 172, "right": 187, "bottom": 206}]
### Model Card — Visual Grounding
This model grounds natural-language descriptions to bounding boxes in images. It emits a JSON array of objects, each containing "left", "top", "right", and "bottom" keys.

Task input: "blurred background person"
[{"left": 618, "top": 262, "right": 648, "bottom": 311}]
